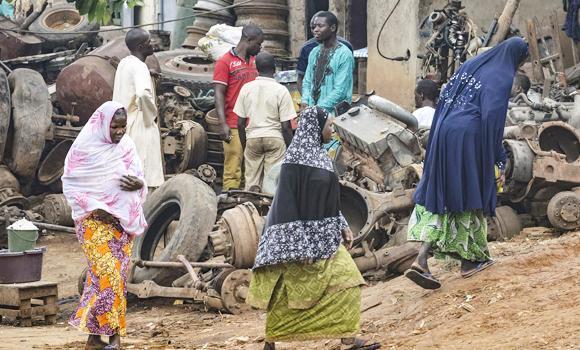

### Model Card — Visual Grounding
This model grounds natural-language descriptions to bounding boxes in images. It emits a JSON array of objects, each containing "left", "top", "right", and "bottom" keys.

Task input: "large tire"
[
  {"left": 0, "top": 69, "right": 10, "bottom": 160},
  {"left": 154, "top": 49, "right": 214, "bottom": 96},
  {"left": 29, "top": 4, "right": 100, "bottom": 52},
  {"left": 132, "top": 174, "right": 218, "bottom": 285},
  {"left": 6, "top": 69, "right": 51, "bottom": 181}
]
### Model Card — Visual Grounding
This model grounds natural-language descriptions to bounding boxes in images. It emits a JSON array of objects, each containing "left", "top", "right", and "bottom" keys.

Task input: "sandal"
[
  {"left": 404, "top": 266, "right": 441, "bottom": 290},
  {"left": 461, "top": 260, "right": 495, "bottom": 278},
  {"left": 342, "top": 338, "right": 381, "bottom": 350}
]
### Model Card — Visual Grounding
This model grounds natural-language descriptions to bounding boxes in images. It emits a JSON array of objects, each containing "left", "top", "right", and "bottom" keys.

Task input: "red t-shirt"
[{"left": 213, "top": 49, "right": 259, "bottom": 129}]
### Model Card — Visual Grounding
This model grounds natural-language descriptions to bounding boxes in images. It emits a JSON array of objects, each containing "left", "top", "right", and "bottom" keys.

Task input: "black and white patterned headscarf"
[
  {"left": 284, "top": 106, "right": 333, "bottom": 170},
  {"left": 253, "top": 106, "right": 348, "bottom": 269}
]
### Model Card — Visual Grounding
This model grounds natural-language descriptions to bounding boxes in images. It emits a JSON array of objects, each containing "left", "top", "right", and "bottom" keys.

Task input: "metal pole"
[{"left": 134, "top": 259, "right": 234, "bottom": 269}]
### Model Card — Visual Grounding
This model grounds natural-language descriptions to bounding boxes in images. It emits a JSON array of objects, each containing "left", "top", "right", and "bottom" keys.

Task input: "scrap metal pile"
[
  {"left": 124, "top": 95, "right": 427, "bottom": 313},
  {"left": 1, "top": 0, "right": 579, "bottom": 316}
]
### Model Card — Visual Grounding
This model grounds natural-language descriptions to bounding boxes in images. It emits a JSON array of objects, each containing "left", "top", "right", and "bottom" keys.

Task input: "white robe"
[{"left": 113, "top": 55, "right": 165, "bottom": 187}]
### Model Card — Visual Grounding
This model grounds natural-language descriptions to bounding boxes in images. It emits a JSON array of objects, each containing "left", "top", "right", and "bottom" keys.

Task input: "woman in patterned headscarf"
[
  {"left": 247, "top": 107, "right": 380, "bottom": 350},
  {"left": 406, "top": 37, "right": 529, "bottom": 289},
  {"left": 62, "top": 101, "right": 147, "bottom": 349}
]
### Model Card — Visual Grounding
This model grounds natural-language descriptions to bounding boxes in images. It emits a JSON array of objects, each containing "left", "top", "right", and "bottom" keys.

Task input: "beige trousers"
[
  {"left": 244, "top": 137, "right": 286, "bottom": 191},
  {"left": 222, "top": 129, "right": 243, "bottom": 191}
]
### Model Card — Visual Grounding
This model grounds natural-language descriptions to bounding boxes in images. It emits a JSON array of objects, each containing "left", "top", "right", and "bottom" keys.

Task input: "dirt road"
[{"left": 1, "top": 229, "right": 578, "bottom": 350}]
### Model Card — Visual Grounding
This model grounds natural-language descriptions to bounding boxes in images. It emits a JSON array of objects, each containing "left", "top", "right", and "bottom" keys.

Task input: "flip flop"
[
  {"left": 461, "top": 260, "right": 495, "bottom": 278},
  {"left": 404, "top": 268, "right": 441, "bottom": 289},
  {"left": 343, "top": 338, "right": 382, "bottom": 350}
]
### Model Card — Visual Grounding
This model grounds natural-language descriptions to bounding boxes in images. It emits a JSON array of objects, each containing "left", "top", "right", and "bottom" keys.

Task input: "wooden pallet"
[{"left": 0, "top": 281, "right": 58, "bottom": 327}]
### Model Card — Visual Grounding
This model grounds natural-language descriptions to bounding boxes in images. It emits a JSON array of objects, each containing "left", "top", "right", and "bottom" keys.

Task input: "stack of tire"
[
  {"left": 233, "top": 0, "right": 289, "bottom": 57},
  {"left": 183, "top": 0, "right": 235, "bottom": 49},
  {"left": 29, "top": 4, "right": 100, "bottom": 53}
]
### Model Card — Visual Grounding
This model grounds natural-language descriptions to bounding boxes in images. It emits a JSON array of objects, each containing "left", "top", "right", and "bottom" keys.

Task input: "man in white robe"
[{"left": 113, "top": 28, "right": 164, "bottom": 188}]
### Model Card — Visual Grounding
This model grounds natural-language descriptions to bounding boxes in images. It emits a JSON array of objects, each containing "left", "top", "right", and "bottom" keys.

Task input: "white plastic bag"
[{"left": 198, "top": 24, "right": 243, "bottom": 61}]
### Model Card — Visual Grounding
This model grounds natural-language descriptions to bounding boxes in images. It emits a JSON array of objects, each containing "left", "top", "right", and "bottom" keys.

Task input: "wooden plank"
[
  {"left": 19, "top": 286, "right": 57, "bottom": 301},
  {"left": 526, "top": 19, "right": 544, "bottom": 83},
  {"left": 0, "top": 304, "right": 58, "bottom": 318},
  {"left": 0, "top": 288, "right": 21, "bottom": 306},
  {"left": 0, "top": 282, "right": 57, "bottom": 306},
  {"left": 0, "top": 281, "right": 57, "bottom": 289},
  {"left": 549, "top": 12, "right": 565, "bottom": 72}
]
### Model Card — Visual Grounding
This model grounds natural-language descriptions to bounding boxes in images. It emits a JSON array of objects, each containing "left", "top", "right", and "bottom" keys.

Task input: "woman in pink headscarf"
[{"left": 62, "top": 101, "right": 148, "bottom": 350}]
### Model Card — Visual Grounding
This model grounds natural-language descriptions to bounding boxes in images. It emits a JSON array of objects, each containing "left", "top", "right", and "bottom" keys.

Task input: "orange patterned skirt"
[{"left": 69, "top": 212, "right": 133, "bottom": 336}]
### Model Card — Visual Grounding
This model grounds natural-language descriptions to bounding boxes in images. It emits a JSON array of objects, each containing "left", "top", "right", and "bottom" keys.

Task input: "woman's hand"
[
  {"left": 120, "top": 175, "right": 144, "bottom": 191},
  {"left": 342, "top": 227, "right": 354, "bottom": 249}
]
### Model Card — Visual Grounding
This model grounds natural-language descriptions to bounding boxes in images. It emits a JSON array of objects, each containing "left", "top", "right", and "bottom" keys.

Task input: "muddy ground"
[{"left": 0, "top": 228, "right": 579, "bottom": 350}]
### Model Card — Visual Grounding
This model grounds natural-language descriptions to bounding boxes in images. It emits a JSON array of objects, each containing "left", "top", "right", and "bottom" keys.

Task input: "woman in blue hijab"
[{"left": 406, "top": 37, "right": 528, "bottom": 289}]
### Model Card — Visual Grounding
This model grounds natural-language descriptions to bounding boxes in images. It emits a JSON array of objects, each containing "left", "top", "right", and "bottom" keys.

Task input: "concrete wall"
[
  {"left": 288, "top": 0, "right": 307, "bottom": 57},
  {"left": 367, "top": 0, "right": 564, "bottom": 109},
  {"left": 367, "top": 0, "right": 420, "bottom": 110}
]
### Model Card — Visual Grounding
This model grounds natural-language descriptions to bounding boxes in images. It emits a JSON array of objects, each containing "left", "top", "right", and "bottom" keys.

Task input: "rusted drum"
[
  {"left": 233, "top": 3, "right": 289, "bottom": 32},
  {"left": 0, "top": 17, "right": 43, "bottom": 60},
  {"left": 56, "top": 55, "right": 115, "bottom": 125},
  {"left": 0, "top": 69, "right": 10, "bottom": 160},
  {"left": 185, "top": 0, "right": 235, "bottom": 49},
  {"left": 56, "top": 37, "right": 160, "bottom": 125},
  {"left": 183, "top": 26, "right": 208, "bottom": 48},
  {"left": 7, "top": 69, "right": 51, "bottom": 180},
  {"left": 234, "top": 0, "right": 289, "bottom": 56},
  {"left": 38, "top": 194, "right": 74, "bottom": 227},
  {"left": 37, "top": 140, "right": 73, "bottom": 186}
]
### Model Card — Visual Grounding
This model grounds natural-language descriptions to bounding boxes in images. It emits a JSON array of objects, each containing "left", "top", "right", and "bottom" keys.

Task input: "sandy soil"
[{"left": 1, "top": 228, "right": 579, "bottom": 350}]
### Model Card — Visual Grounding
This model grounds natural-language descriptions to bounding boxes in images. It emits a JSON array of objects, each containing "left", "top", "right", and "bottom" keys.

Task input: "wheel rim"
[{"left": 43, "top": 9, "right": 82, "bottom": 31}]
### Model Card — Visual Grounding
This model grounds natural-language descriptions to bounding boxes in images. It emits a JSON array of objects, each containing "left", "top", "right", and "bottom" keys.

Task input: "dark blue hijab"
[{"left": 414, "top": 37, "right": 528, "bottom": 216}]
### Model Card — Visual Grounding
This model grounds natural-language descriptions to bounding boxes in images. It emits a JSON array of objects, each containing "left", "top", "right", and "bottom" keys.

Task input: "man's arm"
[
  {"left": 233, "top": 86, "right": 248, "bottom": 150},
  {"left": 234, "top": 84, "right": 250, "bottom": 150},
  {"left": 278, "top": 87, "right": 297, "bottom": 146},
  {"left": 296, "top": 43, "right": 310, "bottom": 94},
  {"left": 297, "top": 74, "right": 304, "bottom": 95},
  {"left": 214, "top": 83, "right": 230, "bottom": 141},
  {"left": 281, "top": 121, "right": 293, "bottom": 146},
  {"left": 237, "top": 115, "right": 247, "bottom": 150},
  {"left": 300, "top": 48, "right": 317, "bottom": 110},
  {"left": 213, "top": 59, "right": 231, "bottom": 141},
  {"left": 316, "top": 50, "right": 355, "bottom": 111}
]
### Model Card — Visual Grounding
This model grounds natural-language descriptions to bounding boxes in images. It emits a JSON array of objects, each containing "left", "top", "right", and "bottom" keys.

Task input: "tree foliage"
[{"left": 66, "top": 0, "right": 143, "bottom": 24}]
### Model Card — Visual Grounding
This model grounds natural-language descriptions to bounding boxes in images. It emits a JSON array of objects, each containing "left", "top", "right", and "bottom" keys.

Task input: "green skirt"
[
  {"left": 408, "top": 204, "right": 490, "bottom": 262},
  {"left": 247, "top": 245, "right": 365, "bottom": 342}
]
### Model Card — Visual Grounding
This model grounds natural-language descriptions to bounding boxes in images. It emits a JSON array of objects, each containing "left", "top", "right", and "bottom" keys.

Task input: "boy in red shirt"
[{"left": 213, "top": 25, "right": 263, "bottom": 191}]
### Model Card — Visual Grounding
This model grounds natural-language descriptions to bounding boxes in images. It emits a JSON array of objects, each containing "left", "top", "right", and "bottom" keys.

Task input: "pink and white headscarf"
[{"left": 62, "top": 101, "right": 148, "bottom": 236}]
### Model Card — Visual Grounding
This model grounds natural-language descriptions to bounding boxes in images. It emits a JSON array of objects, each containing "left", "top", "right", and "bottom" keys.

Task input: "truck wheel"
[
  {"left": 0, "top": 69, "right": 10, "bottom": 161},
  {"left": 29, "top": 4, "right": 100, "bottom": 52},
  {"left": 6, "top": 69, "right": 51, "bottom": 181},
  {"left": 131, "top": 174, "right": 217, "bottom": 285}
]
